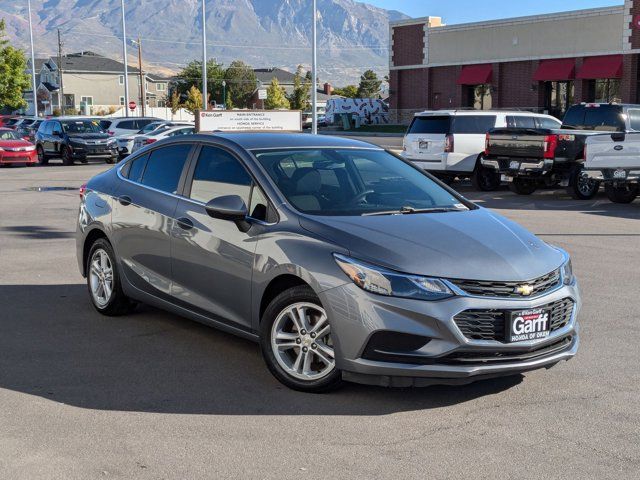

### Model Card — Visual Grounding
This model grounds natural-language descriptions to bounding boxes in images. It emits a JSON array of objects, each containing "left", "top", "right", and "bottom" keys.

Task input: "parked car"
[
  {"left": 20, "top": 119, "right": 43, "bottom": 143},
  {"left": 99, "top": 117, "right": 162, "bottom": 138},
  {"left": 77, "top": 133, "right": 580, "bottom": 392},
  {"left": 2, "top": 117, "right": 23, "bottom": 130},
  {"left": 482, "top": 103, "right": 640, "bottom": 199},
  {"left": 584, "top": 132, "right": 640, "bottom": 203},
  {"left": 117, "top": 121, "right": 193, "bottom": 158},
  {"left": 35, "top": 117, "right": 118, "bottom": 165},
  {"left": 0, "top": 128, "right": 37, "bottom": 166},
  {"left": 130, "top": 125, "right": 195, "bottom": 153},
  {"left": 0, "top": 115, "right": 19, "bottom": 128},
  {"left": 402, "top": 110, "right": 561, "bottom": 190}
]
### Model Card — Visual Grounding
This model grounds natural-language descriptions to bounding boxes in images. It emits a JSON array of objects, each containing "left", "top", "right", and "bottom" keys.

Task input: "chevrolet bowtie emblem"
[{"left": 514, "top": 284, "right": 534, "bottom": 296}]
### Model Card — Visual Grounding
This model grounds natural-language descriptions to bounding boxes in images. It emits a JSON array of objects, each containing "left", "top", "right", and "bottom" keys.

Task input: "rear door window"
[
  {"left": 452, "top": 115, "right": 497, "bottom": 134},
  {"left": 506, "top": 116, "right": 537, "bottom": 129},
  {"left": 408, "top": 116, "right": 451, "bottom": 134},
  {"left": 535, "top": 117, "right": 562, "bottom": 129},
  {"left": 117, "top": 120, "right": 136, "bottom": 130},
  {"left": 140, "top": 144, "right": 192, "bottom": 194}
]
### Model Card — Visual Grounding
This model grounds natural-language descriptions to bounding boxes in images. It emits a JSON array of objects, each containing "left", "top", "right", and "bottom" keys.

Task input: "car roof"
[
  {"left": 110, "top": 117, "right": 162, "bottom": 122},
  {"left": 201, "top": 132, "right": 383, "bottom": 150},
  {"left": 414, "top": 110, "right": 554, "bottom": 117}
]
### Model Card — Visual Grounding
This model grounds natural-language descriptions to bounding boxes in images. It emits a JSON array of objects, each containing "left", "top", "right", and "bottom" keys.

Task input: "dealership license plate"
[
  {"left": 507, "top": 308, "right": 550, "bottom": 343},
  {"left": 418, "top": 140, "right": 430, "bottom": 150},
  {"left": 509, "top": 160, "right": 520, "bottom": 170},
  {"left": 613, "top": 169, "right": 627, "bottom": 179}
]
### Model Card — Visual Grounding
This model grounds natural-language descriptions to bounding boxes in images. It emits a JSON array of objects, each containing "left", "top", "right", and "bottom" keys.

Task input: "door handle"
[
  {"left": 176, "top": 217, "right": 194, "bottom": 230},
  {"left": 118, "top": 195, "right": 132, "bottom": 206}
]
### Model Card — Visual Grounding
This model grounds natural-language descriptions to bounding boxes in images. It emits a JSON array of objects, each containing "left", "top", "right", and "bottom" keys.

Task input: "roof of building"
[
  {"left": 59, "top": 51, "right": 141, "bottom": 74},
  {"left": 254, "top": 68, "right": 297, "bottom": 85}
]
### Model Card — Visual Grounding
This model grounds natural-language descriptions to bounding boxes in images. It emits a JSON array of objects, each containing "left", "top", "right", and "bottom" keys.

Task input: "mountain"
[{"left": 0, "top": 0, "right": 408, "bottom": 84}]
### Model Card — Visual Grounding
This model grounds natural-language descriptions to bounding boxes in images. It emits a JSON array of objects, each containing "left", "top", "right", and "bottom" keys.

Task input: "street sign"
[
  {"left": 128, "top": 101, "right": 136, "bottom": 111},
  {"left": 197, "top": 110, "right": 302, "bottom": 133},
  {"left": 257, "top": 89, "right": 267, "bottom": 100}
]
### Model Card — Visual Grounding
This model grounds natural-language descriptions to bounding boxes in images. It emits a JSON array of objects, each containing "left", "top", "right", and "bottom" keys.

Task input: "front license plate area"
[{"left": 507, "top": 308, "right": 550, "bottom": 343}]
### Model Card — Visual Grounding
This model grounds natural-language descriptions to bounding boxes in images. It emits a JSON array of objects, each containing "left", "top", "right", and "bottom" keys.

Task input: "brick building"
[{"left": 389, "top": 1, "right": 640, "bottom": 123}]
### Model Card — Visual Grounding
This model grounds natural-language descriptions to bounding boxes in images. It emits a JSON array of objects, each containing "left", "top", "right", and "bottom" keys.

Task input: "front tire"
[
  {"left": 87, "top": 238, "right": 135, "bottom": 316},
  {"left": 260, "top": 286, "right": 343, "bottom": 393},
  {"left": 471, "top": 163, "right": 501, "bottom": 191},
  {"left": 508, "top": 178, "right": 538, "bottom": 195},
  {"left": 61, "top": 146, "right": 74, "bottom": 166},
  {"left": 567, "top": 165, "right": 599, "bottom": 200},
  {"left": 604, "top": 183, "right": 639, "bottom": 204},
  {"left": 37, "top": 145, "right": 48, "bottom": 165}
]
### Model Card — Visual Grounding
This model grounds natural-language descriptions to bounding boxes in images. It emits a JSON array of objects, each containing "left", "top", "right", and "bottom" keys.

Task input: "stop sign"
[{"left": 128, "top": 101, "right": 136, "bottom": 111}]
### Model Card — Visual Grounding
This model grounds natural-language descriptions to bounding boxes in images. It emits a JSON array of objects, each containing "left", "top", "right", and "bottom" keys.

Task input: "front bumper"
[
  {"left": 0, "top": 150, "right": 38, "bottom": 164},
  {"left": 69, "top": 142, "right": 118, "bottom": 159},
  {"left": 320, "top": 281, "right": 580, "bottom": 387}
]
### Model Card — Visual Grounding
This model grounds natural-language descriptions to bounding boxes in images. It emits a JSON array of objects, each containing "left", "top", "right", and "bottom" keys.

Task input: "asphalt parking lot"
[{"left": 1, "top": 160, "right": 639, "bottom": 479}]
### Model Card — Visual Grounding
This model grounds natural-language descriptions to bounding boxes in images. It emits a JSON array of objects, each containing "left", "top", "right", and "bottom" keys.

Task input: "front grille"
[
  {"left": 454, "top": 297, "right": 575, "bottom": 343},
  {"left": 449, "top": 269, "right": 561, "bottom": 298}
]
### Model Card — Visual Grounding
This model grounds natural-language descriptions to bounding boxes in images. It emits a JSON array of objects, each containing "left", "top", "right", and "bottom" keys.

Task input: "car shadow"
[
  {"left": 0, "top": 284, "right": 522, "bottom": 415},
  {"left": 1, "top": 225, "right": 75, "bottom": 239},
  {"left": 457, "top": 186, "right": 640, "bottom": 221}
]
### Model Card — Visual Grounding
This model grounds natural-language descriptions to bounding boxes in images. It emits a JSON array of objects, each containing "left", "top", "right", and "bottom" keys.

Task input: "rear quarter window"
[
  {"left": 506, "top": 116, "right": 537, "bottom": 129},
  {"left": 627, "top": 109, "right": 640, "bottom": 131},
  {"left": 408, "top": 116, "right": 451, "bottom": 134},
  {"left": 452, "top": 115, "right": 497, "bottom": 134}
]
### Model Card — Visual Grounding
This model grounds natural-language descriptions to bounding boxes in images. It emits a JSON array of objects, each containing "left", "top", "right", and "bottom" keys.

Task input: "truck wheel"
[
  {"left": 604, "top": 183, "right": 639, "bottom": 204},
  {"left": 508, "top": 178, "right": 537, "bottom": 195},
  {"left": 471, "top": 164, "right": 501, "bottom": 191},
  {"left": 567, "top": 166, "right": 599, "bottom": 200}
]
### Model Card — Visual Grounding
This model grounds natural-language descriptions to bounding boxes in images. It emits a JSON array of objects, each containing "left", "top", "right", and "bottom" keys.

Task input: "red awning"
[
  {"left": 577, "top": 55, "right": 623, "bottom": 79},
  {"left": 533, "top": 58, "right": 576, "bottom": 81},
  {"left": 457, "top": 64, "right": 493, "bottom": 85}
]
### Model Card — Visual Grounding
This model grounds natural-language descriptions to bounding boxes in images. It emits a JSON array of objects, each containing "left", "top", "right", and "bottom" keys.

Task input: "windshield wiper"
[{"left": 362, "top": 206, "right": 464, "bottom": 217}]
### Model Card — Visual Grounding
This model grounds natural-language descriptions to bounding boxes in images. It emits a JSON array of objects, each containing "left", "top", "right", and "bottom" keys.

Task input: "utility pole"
[
  {"left": 121, "top": 0, "right": 130, "bottom": 117},
  {"left": 57, "top": 29, "right": 65, "bottom": 114},
  {"left": 137, "top": 36, "right": 145, "bottom": 117},
  {"left": 27, "top": 0, "right": 38, "bottom": 117},
  {"left": 202, "top": 0, "right": 208, "bottom": 110},
  {"left": 311, "top": 0, "right": 318, "bottom": 134}
]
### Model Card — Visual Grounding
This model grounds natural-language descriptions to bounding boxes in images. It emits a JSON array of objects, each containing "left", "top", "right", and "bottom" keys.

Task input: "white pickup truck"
[{"left": 584, "top": 132, "right": 640, "bottom": 204}]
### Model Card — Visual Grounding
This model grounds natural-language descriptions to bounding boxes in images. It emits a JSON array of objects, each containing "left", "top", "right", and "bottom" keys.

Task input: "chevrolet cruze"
[{"left": 76, "top": 133, "right": 580, "bottom": 392}]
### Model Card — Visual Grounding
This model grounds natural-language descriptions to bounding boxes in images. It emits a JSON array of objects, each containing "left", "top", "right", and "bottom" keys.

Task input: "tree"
[
  {"left": 166, "top": 89, "right": 182, "bottom": 115},
  {"left": 0, "top": 20, "right": 29, "bottom": 112},
  {"left": 286, "top": 65, "right": 311, "bottom": 111},
  {"left": 224, "top": 60, "right": 257, "bottom": 109},
  {"left": 182, "top": 85, "right": 202, "bottom": 114},
  {"left": 357, "top": 70, "right": 382, "bottom": 98},
  {"left": 333, "top": 85, "right": 358, "bottom": 98},
  {"left": 265, "top": 77, "right": 290, "bottom": 110},
  {"left": 175, "top": 59, "right": 225, "bottom": 105}
]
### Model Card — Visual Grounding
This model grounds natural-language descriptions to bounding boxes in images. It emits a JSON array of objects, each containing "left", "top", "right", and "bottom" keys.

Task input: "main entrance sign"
[{"left": 197, "top": 110, "right": 302, "bottom": 133}]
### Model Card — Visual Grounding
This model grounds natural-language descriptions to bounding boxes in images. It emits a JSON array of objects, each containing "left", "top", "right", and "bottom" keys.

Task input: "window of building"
[
  {"left": 158, "top": 100, "right": 166, "bottom": 108},
  {"left": 189, "top": 146, "right": 252, "bottom": 204},
  {"left": 466, "top": 84, "right": 492, "bottom": 110},
  {"left": 80, "top": 96, "right": 93, "bottom": 106},
  {"left": 119, "top": 96, "right": 125, "bottom": 106},
  {"left": 156, "top": 83, "right": 166, "bottom": 92},
  {"left": 589, "top": 79, "right": 621, "bottom": 103},
  {"left": 545, "top": 81, "right": 574, "bottom": 119},
  {"left": 119, "top": 75, "right": 124, "bottom": 85},
  {"left": 140, "top": 144, "right": 192, "bottom": 194}
]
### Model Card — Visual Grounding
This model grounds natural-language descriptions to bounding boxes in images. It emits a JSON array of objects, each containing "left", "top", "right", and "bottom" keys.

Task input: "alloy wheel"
[
  {"left": 270, "top": 302, "right": 335, "bottom": 381},
  {"left": 89, "top": 249, "right": 114, "bottom": 308}
]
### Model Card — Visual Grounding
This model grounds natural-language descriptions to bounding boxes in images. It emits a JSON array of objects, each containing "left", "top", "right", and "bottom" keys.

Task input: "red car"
[{"left": 0, "top": 128, "right": 37, "bottom": 166}]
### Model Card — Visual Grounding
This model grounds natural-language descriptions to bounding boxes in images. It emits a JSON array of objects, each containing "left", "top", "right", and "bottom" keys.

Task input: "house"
[{"left": 23, "top": 51, "right": 170, "bottom": 116}]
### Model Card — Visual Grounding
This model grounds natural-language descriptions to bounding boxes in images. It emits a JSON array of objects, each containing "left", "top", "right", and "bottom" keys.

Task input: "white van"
[{"left": 401, "top": 110, "right": 561, "bottom": 190}]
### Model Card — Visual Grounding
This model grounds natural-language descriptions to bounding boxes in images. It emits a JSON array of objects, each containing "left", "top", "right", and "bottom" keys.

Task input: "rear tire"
[
  {"left": 86, "top": 238, "right": 135, "bottom": 316},
  {"left": 471, "top": 163, "right": 501, "bottom": 191},
  {"left": 508, "top": 178, "right": 538, "bottom": 195},
  {"left": 604, "top": 183, "right": 639, "bottom": 204},
  {"left": 260, "top": 285, "right": 343, "bottom": 393},
  {"left": 567, "top": 165, "right": 599, "bottom": 200}
]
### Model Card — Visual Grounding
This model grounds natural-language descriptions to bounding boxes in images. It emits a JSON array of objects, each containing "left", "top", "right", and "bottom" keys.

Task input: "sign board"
[
  {"left": 197, "top": 110, "right": 302, "bottom": 132},
  {"left": 128, "top": 101, "right": 136, "bottom": 111},
  {"left": 257, "top": 89, "right": 268, "bottom": 100}
]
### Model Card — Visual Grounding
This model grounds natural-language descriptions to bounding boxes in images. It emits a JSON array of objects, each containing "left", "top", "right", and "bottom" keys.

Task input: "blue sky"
[{"left": 365, "top": 0, "right": 623, "bottom": 22}]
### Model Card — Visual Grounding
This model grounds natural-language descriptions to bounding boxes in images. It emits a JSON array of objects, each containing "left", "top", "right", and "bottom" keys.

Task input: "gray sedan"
[{"left": 76, "top": 133, "right": 580, "bottom": 392}]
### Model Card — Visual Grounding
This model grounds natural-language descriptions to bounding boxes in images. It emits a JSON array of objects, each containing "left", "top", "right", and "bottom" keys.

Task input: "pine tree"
[
  {"left": 287, "top": 65, "right": 311, "bottom": 111},
  {"left": 357, "top": 70, "right": 382, "bottom": 98}
]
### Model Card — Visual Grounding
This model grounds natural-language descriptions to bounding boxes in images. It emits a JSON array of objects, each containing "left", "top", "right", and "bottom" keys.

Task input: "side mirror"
[
  {"left": 205, "top": 195, "right": 250, "bottom": 230},
  {"left": 52, "top": 130, "right": 62, "bottom": 137}
]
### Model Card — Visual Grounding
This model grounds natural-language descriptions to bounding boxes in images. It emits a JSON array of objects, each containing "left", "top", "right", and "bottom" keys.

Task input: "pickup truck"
[
  {"left": 481, "top": 103, "right": 640, "bottom": 199},
  {"left": 584, "top": 132, "right": 639, "bottom": 203}
]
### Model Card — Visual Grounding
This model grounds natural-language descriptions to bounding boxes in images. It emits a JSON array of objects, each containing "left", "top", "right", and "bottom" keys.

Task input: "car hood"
[
  {"left": 0, "top": 140, "right": 33, "bottom": 148},
  {"left": 299, "top": 208, "right": 564, "bottom": 281},
  {"left": 68, "top": 133, "right": 110, "bottom": 140}
]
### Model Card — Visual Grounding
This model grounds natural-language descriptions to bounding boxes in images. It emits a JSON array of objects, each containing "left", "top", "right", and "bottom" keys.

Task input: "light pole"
[
  {"left": 120, "top": 0, "right": 130, "bottom": 117},
  {"left": 202, "top": 0, "right": 208, "bottom": 111},
  {"left": 27, "top": 0, "right": 38, "bottom": 117},
  {"left": 311, "top": 0, "right": 318, "bottom": 134},
  {"left": 222, "top": 80, "right": 226, "bottom": 109}
]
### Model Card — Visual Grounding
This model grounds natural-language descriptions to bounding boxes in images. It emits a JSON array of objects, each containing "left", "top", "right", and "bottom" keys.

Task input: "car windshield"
[
  {"left": 0, "top": 130, "right": 20, "bottom": 140},
  {"left": 61, "top": 120, "right": 103, "bottom": 134},
  {"left": 254, "top": 148, "right": 472, "bottom": 216}
]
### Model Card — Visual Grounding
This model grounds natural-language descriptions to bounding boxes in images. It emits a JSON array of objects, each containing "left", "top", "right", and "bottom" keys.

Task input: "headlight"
[
  {"left": 334, "top": 254, "right": 453, "bottom": 301},
  {"left": 107, "top": 138, "right": 117, "bottom": 146},
  {"left": 561, "top": 258, "right": 575, "bottom": 285},
  {"left": 24, "top": 145, "right": 36, "bottom": 152}
]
